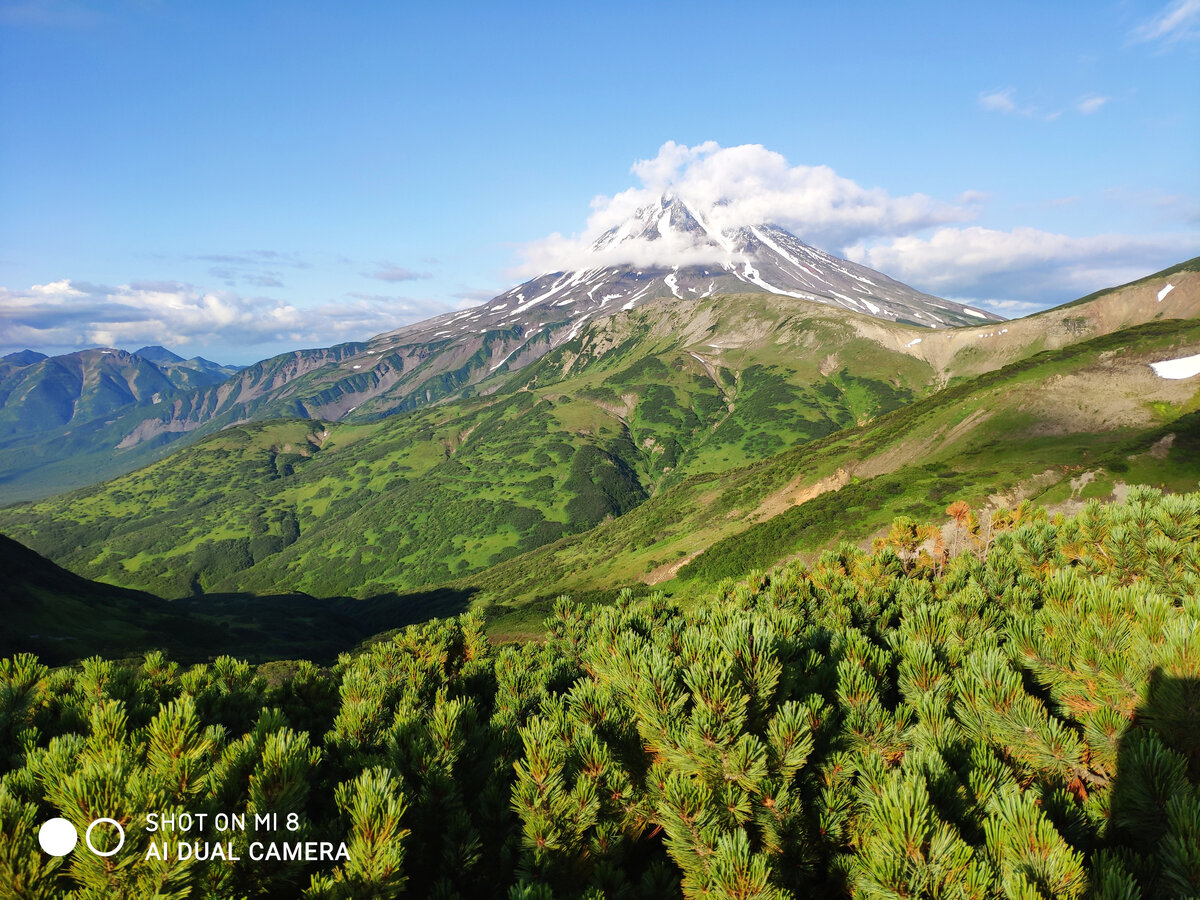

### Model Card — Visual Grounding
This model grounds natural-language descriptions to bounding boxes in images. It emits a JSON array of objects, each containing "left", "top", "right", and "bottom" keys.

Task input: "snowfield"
[{"left": 1150, "top": 353, "right": 1200, "bottom": 380}]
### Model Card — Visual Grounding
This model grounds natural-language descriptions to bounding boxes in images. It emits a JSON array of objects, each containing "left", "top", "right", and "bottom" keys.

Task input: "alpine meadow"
[{"left": 3, "top": 3, "right": 1200, "bottom": 896}]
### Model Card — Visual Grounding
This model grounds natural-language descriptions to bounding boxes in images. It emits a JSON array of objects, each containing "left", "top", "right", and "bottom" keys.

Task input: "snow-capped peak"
[{"left": 379, "top": 194, "right": 1003, "bottom": 366}]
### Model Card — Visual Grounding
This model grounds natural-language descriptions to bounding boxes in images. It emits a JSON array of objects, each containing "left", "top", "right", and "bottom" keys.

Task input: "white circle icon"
[
  {"left": 85, "top": 818, "right": 125, "bottom": 857},
  {"left": 38, "top": 818, "right": 78, "bottom": 856}
]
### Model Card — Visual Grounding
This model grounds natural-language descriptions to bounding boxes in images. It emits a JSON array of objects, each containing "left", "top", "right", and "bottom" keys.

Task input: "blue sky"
[{"left": 1, "top": 0, "right": 1197, "bottom": 364}]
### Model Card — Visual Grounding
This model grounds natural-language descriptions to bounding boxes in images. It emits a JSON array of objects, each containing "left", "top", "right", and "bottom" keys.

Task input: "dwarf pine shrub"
[{"left": 1, "top": 489, "right": 1198, "bottom": 897}]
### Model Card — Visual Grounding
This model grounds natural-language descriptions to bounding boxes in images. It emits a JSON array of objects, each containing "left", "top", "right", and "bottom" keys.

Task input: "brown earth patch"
[
  {"left": 746, "top": 467, "right": 853, "bottom": 525},
  {"left": 1149, "top": 433, "right": 1176, "bottom": 459},
  {"left": 643, "top": 552, "right": 703, "bottom": 585}
]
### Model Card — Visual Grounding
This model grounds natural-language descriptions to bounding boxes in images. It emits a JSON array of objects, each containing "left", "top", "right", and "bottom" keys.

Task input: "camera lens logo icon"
[{"left": 38, "top": 818, "right": 125, "bottom": 857}]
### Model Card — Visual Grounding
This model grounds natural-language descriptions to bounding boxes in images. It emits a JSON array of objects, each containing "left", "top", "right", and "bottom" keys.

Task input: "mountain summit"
[{"left": 404, "top": 194, "right": 1000, "bottom": 349}]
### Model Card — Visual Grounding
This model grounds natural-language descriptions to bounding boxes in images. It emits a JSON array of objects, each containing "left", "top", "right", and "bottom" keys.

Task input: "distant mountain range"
[
  {"left": 0, "top": 344, "right": 240, "bottom": 433},
  {"left": 0, "top": 346, "right": 244, "bottom": 499},
  {"left": 0, "top": 199, "right": 1009, "bottom": 500}
]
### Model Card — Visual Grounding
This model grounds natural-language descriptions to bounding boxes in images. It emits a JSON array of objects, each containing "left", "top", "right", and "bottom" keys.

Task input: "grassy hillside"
[{"left": 470, "top": 317, "right": 1200, "bottom": 630}]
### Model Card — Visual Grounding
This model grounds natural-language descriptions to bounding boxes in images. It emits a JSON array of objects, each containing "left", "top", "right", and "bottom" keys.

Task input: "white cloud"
[
  {"left": 1077, "top": 95, "right": 1110, "bottom": 114},
  {"left": 958, "top": 189, "right": 992, "bottom": 205},
  {"left": 979, "top": 88, "right": 1111, "bottom": 121},
  {"left": 194, "top": 249, "right": 309, "bottom": 289},
  {"left": 29, "top": 278, "right": 84, "bottom": 297},
  {"left": 979, "top": 89, "right": 1018, "bottom": 113},
  {"left": 366, "top": 264, "right": 432, "bottom": 282},
  {"left": 516, "top": 141, "right": 973, "bottom": 276},
  {"left": 518, "top": 227, "right": 747, "bottom": 276},
  {"left": 0, "top": 280, "right": 452, "bottom": 358},
  {"left": 845, "top": 227, "right": 1198, "bottom": 306},
  {"left": 1133, "top": 0, "right": 1200, "bottom": 43}
]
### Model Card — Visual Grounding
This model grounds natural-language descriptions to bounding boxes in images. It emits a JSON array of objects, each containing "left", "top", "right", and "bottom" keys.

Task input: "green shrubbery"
[{"left": 3, "top": 488, "right": 1199, "bottom": 897}]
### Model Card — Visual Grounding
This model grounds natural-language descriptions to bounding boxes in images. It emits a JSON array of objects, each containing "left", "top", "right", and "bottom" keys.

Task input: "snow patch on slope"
[{"left": 1150, "top": 353, "right": 1200, "bottom": 380}]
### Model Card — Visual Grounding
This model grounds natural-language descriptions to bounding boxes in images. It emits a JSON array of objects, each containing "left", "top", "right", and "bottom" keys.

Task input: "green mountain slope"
[
  {"left": 0, "top": 322, "right": 566, "bottom": 502},
  {"left": 0, "top": 342, "right": 373, "bottom": 502},
  {"left": 0, "top": 347, "right": 239, "bottom": 430},
  {"left": 0, "top": 532, "right": 481, "bottom": 665},
  {"left": 0, "top": 533, "right": 192, "bottom": 664},
  {"left": 1, "top": 264, "right": 1197, "bottom": 612},
  {"left": 467, "top": 317, "right": 1200, "bottom": 624}
]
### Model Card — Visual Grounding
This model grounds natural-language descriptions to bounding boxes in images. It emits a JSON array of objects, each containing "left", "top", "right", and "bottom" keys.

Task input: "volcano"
[{"left": 397, "top": 194, "right": 1001, "bottom": 350}]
